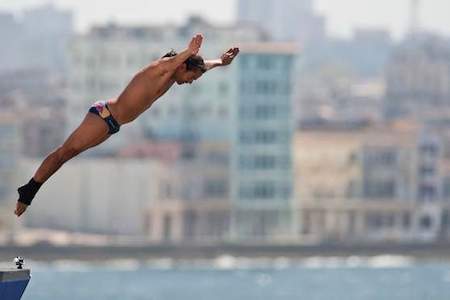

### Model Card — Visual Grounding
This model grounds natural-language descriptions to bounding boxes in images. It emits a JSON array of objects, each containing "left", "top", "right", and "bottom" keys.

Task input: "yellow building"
[{"left": 293, "top": 120, "right": 440, "bottom": 243}]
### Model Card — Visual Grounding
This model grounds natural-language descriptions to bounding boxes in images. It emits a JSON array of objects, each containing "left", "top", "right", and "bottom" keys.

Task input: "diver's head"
[{"left": 162, "top": 50, "right": 206, "bottom": 85}]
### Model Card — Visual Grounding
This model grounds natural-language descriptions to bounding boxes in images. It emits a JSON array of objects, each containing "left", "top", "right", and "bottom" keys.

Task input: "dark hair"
[{"left": 162, "top": 49, "right": 206, "bottom": 73}]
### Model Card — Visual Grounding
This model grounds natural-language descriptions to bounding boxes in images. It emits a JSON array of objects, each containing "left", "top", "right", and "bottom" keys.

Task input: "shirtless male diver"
[{"left": 15, "top": 33, "right": 240, "bottom": 217}]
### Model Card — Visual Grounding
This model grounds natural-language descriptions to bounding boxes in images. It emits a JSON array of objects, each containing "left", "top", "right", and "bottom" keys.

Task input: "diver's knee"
[{"left": 58, "top": 144, "right": 82, "bottom": 162}]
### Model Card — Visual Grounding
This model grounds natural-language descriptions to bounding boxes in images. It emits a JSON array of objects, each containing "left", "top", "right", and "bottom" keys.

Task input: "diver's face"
[{"left": 174, "top": 66, "right": 203, "bottom": 85}]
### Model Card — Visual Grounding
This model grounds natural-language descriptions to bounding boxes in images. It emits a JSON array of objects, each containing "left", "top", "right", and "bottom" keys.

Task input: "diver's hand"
[
  {"left": 188, "top": 33, "right": 203, "bottom": 55},
  {"left": 220, "top": 48, "right": 239, "bottom": 66}
]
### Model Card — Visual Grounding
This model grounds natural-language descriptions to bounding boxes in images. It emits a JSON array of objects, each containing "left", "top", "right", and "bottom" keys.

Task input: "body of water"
[{"left": 16, "top": 255, "right": 450, "bottom": 300}]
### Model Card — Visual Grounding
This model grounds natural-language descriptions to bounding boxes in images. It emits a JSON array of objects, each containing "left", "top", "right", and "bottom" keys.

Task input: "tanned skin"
[{"left": 15, "top": 33, "right": 239, "bottom": 217}]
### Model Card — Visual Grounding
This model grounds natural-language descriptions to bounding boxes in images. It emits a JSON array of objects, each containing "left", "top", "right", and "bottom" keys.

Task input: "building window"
[
  {"left": 365, "top": 180, "right": 396, "bottom": 198},
  {"left": 239, "top": 132, "right": 253, "bottom": 144},
  {"left": 240, "top": 131, "right": 278, "bottom": 145},
  {"left": 366, "top": 213, "right": 383, "bottom": 231},
  {"left": 204, "top": 180, "right": 227, "bottom": 198},
  {"left": 347, "top": 180, "right": 357, "bottom": 198},
  {"left": 418, "top": 184, "right": 437, "bottom": 200},
  {"left": 239, "top": 155, "right": 252, "bottom": 169},
  {"left": 419, "top": 166, "right": 435, "bottom": 177},
  {"left": 279, "top": 156, "right": 291, "bottom": 168},
  {"left": 163, "top": 215, "right": 172, "bottom": 241},
  {"left": 183, "top": 210, "right": 197, "bottom": 238},
  {"left": 239, "top": 185, "right": 252, "bottom": 198},
  {"left": 419, "top": 143, "right": 438, "bottom": 156},
  {"left": 254, "top": 155, "right": 276, "bottom": 170},
  {"left": 366, "top": 149, "right": 397, "bottom": 165},
  {"left": 255, "top": 130, "right": 276, "bottom": 144},
  {"left": 254, "top": 181, "right": 276, "bottom": 199},
  {"left": 402, "top": 212, "right": 411, "bottom": 229},
  {"left": 257, "top": 56, "right": 274, "bottom": 70},
  {"left": 269, "top": 82, "right": 277, "bottom": 94},
  {"left": 281, "top": 185, "right": 291, "bottom": 198},
  {"left": 159, "top": 181, "right": 172, "bottom": 199},
  {"left": 256, "top": 80, "right": 272, "bottom": 95},
  {"left": 349, "top": 152, "right": 358, "bottom": 164},
  {"left": 239, "top": 155, "right": 278, "bottom": 170},
  {"left": 240, "top": 81, "right": 253, "bottom": 94},
  {"left": 207, "top": 152, "right": 229, "bottom": 165},
  {"left": 442, "top": 210, "right": 450, "bottom": 228},
  {"left": 301, "top": 211, "right": 311, "bottom": 235},
  {"left": 255, "top": 105, "right": 276, "bottom": 119},
  {"left": 419, "top": 215, "right": 432, "bottom": 229}
]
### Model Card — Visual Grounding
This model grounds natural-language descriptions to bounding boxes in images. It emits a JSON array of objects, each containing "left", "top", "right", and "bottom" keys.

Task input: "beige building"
[
  {"left": 145, "top": 141, "right": 231, "bottom": 243},
  {"left": 294, "top": 120, "right": 450, "bottom": 243},
  {"left": 145, "top": 200, "right": 230, "bottom": 244}
]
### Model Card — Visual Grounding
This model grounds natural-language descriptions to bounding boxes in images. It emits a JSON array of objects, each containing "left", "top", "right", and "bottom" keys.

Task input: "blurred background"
[{"left": 1, "top": 0, "right": 450, "bottom": 299}]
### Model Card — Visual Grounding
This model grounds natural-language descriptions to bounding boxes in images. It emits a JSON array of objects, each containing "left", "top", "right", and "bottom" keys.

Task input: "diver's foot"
[{"left": 15, "top": 201, "right": 28, "bottom": 217}]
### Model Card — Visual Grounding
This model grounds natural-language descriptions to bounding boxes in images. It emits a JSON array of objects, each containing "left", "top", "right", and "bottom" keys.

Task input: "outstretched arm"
[
  {"left": 160, "top": 33, "right": 203, "bottom": 72},
  {"left": 204, "top": 47, "right": 240, "bottom": 72}
]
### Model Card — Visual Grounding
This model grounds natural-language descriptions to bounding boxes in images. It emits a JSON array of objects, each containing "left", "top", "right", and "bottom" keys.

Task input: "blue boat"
[{"left": 0, "top": 258, "right": 31, "bottom": 300}]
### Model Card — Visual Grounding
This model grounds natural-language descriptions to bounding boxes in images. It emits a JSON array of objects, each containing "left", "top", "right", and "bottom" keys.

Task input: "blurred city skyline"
[
  {"left": 0, "top": 0, "right": 449, "bottom": 39},
  {"left": 2, "top": 0, "right": 450, "bottom": 246},
  {"left": 2, "top": 2, "right": 450, "bottom": 300}
]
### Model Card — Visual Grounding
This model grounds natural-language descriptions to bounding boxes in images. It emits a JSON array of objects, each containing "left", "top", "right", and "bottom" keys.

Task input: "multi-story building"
[
  {"left": 294, "top": 120, "right": 450, "bottom": 243},
  {"left": 21, "top": 157, "right": 166, "bottom": 236},
  {"left": 145, "top": 141, "right": 231, "bottom": 243},
  {"left": 385, "top": 34, "right": 450, "bottom": 120},
  {"left": 68, "top": 17, "right": 265, "bottom": 152},
  {"left": 231, "top": 43, "right": 297, "bottom": 241}
]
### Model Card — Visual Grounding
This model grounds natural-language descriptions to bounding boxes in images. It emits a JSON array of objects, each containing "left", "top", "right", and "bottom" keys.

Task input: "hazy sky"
[{"left": 1, "top": 0, "right": 449, "bottom": 39}]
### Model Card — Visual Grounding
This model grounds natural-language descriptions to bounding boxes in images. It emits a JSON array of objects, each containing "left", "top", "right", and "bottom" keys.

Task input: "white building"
[{"left": 19, "top": 158, "right": 167, "bottom": 236}]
